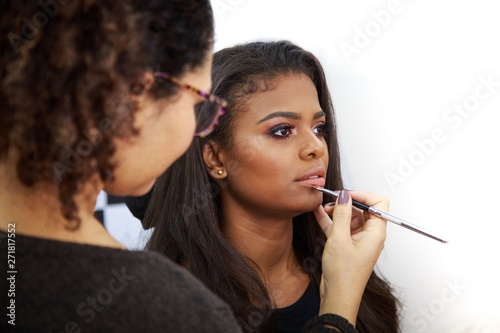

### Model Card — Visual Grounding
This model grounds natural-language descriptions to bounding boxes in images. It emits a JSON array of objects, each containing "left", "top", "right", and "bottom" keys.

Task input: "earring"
[{"left": 217, "top": 170, "right": 224, "bottom": 175}]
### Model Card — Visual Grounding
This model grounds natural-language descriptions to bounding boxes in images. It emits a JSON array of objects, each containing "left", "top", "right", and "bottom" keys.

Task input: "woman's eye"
[
  {"left": 270, "top": 125, "right": 294, "bottom": 137},
  {"left": 313, "top": 123, "right": 327, "bottom": 135}
]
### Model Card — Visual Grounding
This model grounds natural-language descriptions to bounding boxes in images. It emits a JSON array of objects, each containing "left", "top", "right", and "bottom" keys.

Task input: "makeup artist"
[{"left": 0, "top": 0, "right": 240, "bottom": 331}]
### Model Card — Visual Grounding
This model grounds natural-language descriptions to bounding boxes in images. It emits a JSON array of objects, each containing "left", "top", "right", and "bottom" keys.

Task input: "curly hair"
[{"left": 0, "top": 0, "right": 214, "bottom": 226}]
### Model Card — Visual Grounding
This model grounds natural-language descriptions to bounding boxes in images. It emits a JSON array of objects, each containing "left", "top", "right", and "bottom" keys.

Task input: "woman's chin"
[{"left": 289, "top": 196, "right": 324, "bottom": 216}]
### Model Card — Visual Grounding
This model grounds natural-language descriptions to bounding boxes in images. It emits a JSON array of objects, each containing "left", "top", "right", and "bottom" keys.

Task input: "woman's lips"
[{"left": 295, "top": 176, "right": 326, "bottom": 188}]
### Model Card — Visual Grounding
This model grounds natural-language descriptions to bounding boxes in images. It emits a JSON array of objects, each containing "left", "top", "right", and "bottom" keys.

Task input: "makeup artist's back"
[{"left": 0, "top": 233, "right": 238, "bottom": 332}]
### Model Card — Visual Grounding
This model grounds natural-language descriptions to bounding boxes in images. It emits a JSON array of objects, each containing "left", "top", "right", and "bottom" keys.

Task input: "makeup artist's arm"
[{"left": 312, "top": 190, "right": 388, "bottom": 328}]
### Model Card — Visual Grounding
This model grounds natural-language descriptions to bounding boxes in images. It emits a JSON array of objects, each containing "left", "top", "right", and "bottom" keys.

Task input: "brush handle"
[{"left": 315, "top": 187, "right": 448, "bottom": 243}]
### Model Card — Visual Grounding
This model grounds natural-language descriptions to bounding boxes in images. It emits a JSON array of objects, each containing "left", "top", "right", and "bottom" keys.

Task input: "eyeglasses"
[{"left": 154, "top": 72, "right": 227, "bottom": 137}]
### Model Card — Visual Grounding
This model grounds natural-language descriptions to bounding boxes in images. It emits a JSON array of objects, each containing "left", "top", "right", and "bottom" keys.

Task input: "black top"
[
  {"left": 0, "top": 231, "right": 242, "bottom": 332},
  {"left": 125, "top": 189, "right": 154, "bottom": 227},
  {"left": 274, "top": 282, "right": 321, "bottom": 333}
]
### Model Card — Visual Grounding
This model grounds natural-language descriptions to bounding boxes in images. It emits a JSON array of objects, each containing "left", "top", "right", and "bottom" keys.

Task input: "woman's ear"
[
  {"left": 130, "top": 72, "right": 157, "bottom": 99},
  {"left": 126, "top": 72, "right": 164, "bottom": 135},
  {"left": 203, "top": 141, "right": 228, "bottom": 179}
]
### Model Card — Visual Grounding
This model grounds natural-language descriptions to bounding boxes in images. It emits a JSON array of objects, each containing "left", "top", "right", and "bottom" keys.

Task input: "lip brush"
[{"left": 314, "top": 187, "right": 448, "bottom": 243}]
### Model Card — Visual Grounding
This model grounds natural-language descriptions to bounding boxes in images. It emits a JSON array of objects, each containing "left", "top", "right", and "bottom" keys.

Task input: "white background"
[{"left": 103, "top": 0, "right": 500, "bottom": 332}]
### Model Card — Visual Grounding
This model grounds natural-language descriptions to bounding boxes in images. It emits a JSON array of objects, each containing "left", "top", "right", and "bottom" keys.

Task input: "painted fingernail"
[
  {"left": 338, "top": 190, "right": 349, "bottom": 205},
  {"left": 325, "top": 202, "right": 336, "bottom": 207}
]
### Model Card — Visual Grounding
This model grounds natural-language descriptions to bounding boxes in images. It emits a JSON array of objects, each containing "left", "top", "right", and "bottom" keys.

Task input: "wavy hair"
[
  {"left": 0, "top": 0, "right": 214, "bottom": 226},
  {"left": 144, "top": 41, "right": 400, "bottom": 332}
]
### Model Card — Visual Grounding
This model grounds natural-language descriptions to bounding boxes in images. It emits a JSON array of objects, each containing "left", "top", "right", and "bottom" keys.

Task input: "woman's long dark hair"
[{"left": 144, "top": 41, "right": 400, "bottom": 332}]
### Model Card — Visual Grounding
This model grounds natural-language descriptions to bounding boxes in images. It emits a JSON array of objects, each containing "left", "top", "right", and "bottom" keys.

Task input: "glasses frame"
[{"left": 154, "top": 72, "right": 227, "bottom": 137}]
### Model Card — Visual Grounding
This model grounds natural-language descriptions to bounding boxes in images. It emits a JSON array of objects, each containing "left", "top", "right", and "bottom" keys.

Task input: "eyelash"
[
  {"left": 269, "top": 124, "right": 294, "bottom": 138},
  {"left": 269, "top": 123, "right": 329, "bottom": 138}
]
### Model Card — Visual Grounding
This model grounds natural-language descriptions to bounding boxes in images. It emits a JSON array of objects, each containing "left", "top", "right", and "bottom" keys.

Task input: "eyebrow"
[
  {"left": 256, "top": 110, "right": 325, "bottom": 124},
  {"left": 313, "top": 111, "right": 326, "bottom": 119}
]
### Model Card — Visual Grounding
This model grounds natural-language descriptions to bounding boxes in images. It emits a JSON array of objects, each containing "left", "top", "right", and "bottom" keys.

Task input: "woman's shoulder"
[
  {"left": 116, "top": 250, "right": 240, "bottom": 327},
  {"left": 102, "top": 248, "right": 242, "bottom": 332},
  {"left": 2, "top": 233, "right": 241, "bottom": 332},
  {"left": 29, "top": 235, "right": 233, "bottom": 309},
  {"left": 126, "top": 249, "right": 219, "bottom": 299}
]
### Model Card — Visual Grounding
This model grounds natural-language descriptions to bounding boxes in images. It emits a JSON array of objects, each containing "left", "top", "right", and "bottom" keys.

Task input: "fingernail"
[
  {"left": 325, "top": 202, "right": 336, "bottom": 207},
  {"left": 338, "top": 190, "right": 349, "bottom": 205}
]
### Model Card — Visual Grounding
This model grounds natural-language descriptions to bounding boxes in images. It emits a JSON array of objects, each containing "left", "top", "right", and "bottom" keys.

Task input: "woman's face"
[
  {"left": 218, "top": 73, "right": 329, "bottom": 218},
  {"left": 105, "top": 53, "right": 213, "bottom": 196}
]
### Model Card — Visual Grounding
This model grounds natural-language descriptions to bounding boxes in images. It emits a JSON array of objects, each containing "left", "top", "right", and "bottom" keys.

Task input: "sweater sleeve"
[{"left": 304, "top": 314, "right": 358, "bottom": 333}]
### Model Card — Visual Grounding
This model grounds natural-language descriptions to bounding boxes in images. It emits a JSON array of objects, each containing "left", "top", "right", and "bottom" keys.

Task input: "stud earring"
[{"left": 217, "top": 170, "right": 224, "bottom": 175}]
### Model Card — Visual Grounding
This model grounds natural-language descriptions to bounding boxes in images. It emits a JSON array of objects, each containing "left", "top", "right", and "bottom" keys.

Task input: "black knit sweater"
[{"left": 0, "top": 231, "right": 242, "bottom": 332}]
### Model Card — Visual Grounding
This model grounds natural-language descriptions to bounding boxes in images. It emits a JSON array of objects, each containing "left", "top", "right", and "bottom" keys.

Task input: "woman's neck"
[
  {"left": 222, "top": 211, "right": 296, "bottom": 274},
  {"left": 0, "top": 162, "right": 125, "bottom": 249},
  {"left": 221, "top": 202, "right": 310, "bottom": 308}
]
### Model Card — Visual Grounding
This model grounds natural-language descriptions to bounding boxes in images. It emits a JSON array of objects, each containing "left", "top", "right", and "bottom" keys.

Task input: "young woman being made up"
[{"left": 127, "top": 41, "right": 401, "bottom": 333}]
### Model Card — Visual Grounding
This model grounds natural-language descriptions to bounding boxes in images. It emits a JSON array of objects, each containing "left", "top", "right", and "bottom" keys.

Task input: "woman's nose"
[{"left": 299, "top": 131, "right": 326, "bottom": 160}]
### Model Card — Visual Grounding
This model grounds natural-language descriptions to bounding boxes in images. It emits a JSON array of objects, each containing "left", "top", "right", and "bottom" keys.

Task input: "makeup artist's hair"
[
  {"left": 0, "top": 0, "right": 214, "bottom": 226},
  {"left": 144, "top": 40, "right": 400, "bottom": 332}
]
